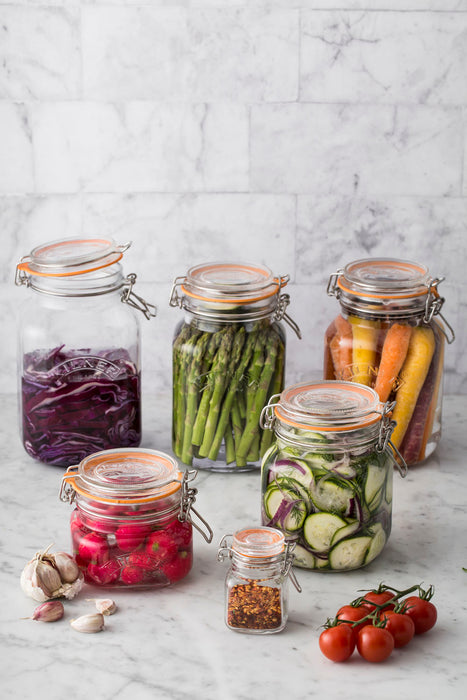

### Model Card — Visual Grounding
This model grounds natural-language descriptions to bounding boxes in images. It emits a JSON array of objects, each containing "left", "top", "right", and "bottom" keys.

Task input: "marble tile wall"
[{"left": 1, "top": 0, "right": 465, "bottom": 396}]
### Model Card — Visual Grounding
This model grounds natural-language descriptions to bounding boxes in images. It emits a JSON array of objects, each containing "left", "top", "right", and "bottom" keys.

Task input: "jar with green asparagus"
[{"left": 169, "top": 263, "right": 300, "bottom": 471}]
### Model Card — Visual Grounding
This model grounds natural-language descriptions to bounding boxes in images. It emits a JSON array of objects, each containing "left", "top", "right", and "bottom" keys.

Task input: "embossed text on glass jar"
[{"left": 15, "top": 238, "right": 156, "bottom": 467}]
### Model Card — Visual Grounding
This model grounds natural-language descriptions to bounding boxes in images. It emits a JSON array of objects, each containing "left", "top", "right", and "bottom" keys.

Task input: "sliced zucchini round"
[
  {"left": 365, "top": 523, "right": 387, "bottom": 565},
  {"left": 328, "top": 536, "right": 372, "bottom": 570},
  {"left": 364, "top": 464, "right": 387, "bottom": 504},
  {"left": 329, "top": 519, "right": 361, "bottom": 547},
  {"left": 264, "top": 484, "right": 307, "bottom": 532},
  {"left": 310, "top": 477, "right": 355, "bottom": 515},
  {"left": 303, "top": 512, "right": 347, "bottom": 552}
]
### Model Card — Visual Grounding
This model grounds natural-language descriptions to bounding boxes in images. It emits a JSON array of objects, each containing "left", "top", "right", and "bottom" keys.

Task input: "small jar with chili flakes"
[{"left": 217, "top": 526, "right": 301, "bottom": 634}]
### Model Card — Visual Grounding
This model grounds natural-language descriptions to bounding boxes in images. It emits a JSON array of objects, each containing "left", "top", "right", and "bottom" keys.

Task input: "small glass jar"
[
  {"left": 15, "top": 237, "right": 156, "bottom": 467},
  {"left": 59, "top": 448, "right": 213, "bottom": 588},
  {"left": 217, "top": 526, "right": 301, "bottom": 634},
  {"left": 325, "top": 258, "right": 454, "bottom": 466},
  {"left": 169, "top": 262, "right": 300, "bottom": 472},
  {"left": 260, "top": 381, "right": 407, "bottom": 572}
]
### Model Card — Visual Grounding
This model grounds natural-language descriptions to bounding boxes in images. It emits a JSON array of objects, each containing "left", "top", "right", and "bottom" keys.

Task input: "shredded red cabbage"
[{"left": 21, "top": 346, "right": 141, "bottom": 467}]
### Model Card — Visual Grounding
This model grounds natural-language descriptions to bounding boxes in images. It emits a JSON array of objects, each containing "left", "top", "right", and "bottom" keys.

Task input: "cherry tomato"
[
  {"left": 361, "top": 590, "right": 396, "bottom": 611},
  {"left": 319, "top": 625, "right": 356, "bottom": 663},
  {"left": 336, "top": 604, "right": 369, "bottom": 633},
  {"left": 379, "top": 610, "right": 415, "bottom": 648},
  {"left": 356, "top": 625, "right": 394, "bottom": 663},
  {"left": 403, "top": 596, "right": 437, "bottom": 634}
]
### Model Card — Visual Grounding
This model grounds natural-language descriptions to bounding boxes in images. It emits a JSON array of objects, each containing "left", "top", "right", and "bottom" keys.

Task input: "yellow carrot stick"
[
  {"left": 390, "top": 326, "right": 436, "bottom": 449},
  {"left": 348, "top": 315, "right": 380, "bottom": 386},
  {"left": 374, "top": 323, "right": 413, "bottom": 402}
]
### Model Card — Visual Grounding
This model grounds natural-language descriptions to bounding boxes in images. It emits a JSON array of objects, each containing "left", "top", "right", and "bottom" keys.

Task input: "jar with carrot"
[{"left": 325, "top": 258, "right": 455, "bottom": 466}]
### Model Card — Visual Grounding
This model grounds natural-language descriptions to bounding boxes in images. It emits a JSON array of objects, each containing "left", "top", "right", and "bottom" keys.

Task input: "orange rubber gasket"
[{"left": 17, "top": 252, "right": 123, "bottom": 278}]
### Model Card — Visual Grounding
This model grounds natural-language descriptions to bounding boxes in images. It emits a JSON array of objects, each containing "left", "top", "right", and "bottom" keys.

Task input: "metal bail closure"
[
  {"left": 121, "top": 273, "right": 157, "bottom": 320},
  {"left": 424, "top": 277, "right": 455, "bottom": 344},
  {"left": 326, "top": 270, "right": 343, "bottom": 298},
  {"left": 274, "top": 275, "right": 302, "bottom": 339},
  {"left": 59, "top": 465, "right": 80, "bottom": 504},
  {"left": 169, "top": 276, "right": 186, "bottom": 309},
  {"left": 179, "top": 470, "right": 213, "bottom": 543},
  {"left": 283, "top": 542, "right": 302, "bottom": 593},
  {"left": 259, "top": 394, "right": 281, "bottom": 431},
  {"left": 377, "top": 401, "right": 408, "bottom": 477}
]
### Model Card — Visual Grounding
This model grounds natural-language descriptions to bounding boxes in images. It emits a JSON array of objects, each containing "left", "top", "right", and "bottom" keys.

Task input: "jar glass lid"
[
  {"left": 63, "top": 448, "right": 183, "bottom": 504},
  {"left": 232, "top": 526, "right": 285, "bottom": 558},
  {"left": 275, "top": 381, "right": 383, "bottom": 432},
  {"left": 338, "top": 258, "right": 431, "bottom": 300},
  {"left": 17, "top": 238, "right": 130, "bottom": 278},
  {"left": 181, "top": 262, "right": 285, "bottom": 304}
]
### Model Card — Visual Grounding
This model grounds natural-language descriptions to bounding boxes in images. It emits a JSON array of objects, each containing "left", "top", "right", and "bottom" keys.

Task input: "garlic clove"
[
  {"left": 86, "top": 598, "right": 117, "bottom": 615},
  {"left": 32, "top": 559, "right": 63, "bottom": 598},
  {"left": 70, "top": 613, "right": 105, "bottom": 634},
  {"left": 48, "top": 552, "right": 80, "bottom": 584},
  {"left": 30, "top": 601, "right": 64, "bottom": 623}
]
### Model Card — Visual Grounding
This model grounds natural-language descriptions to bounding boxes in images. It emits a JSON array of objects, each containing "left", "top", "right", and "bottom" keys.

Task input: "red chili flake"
[{"left": 227, "top": 581, "right": 282, "bottom": 630}]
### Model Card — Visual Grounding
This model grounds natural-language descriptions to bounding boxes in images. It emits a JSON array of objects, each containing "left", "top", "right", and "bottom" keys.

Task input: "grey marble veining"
[{"left": 1, "top": 392, "right": 466, "bottom": 700}]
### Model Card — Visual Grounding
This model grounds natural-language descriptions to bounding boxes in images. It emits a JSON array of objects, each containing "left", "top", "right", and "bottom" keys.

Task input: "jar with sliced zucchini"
[
  {"left": 325, "top": 258, "right": 454, "bottom": 466},
  {"left": 260, "top": 381, "right": 407, "bottom": 572},
  {"left": 169, "top": 262, "right": 300, "bottom": 471}
]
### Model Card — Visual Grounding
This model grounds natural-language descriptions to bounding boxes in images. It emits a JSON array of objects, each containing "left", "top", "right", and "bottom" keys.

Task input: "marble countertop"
[{"left": 1, "top": 392, "right": 466, "bottom": 700}]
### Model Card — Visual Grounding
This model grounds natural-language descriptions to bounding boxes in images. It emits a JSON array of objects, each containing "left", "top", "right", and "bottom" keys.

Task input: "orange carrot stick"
[
  {"left": 329, "top": 315, "right": 353, "bottom": 380},
  {"left": 374, "top": 323, "right": 413, "bottom": 402}
]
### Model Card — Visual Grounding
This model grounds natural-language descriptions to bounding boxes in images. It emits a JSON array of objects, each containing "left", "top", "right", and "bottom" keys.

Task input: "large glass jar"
[
  {"left": 15, "top": 238, "right": 156, "bottom": 467},
  {"left": 325, "top": 258, "right": 454, "bottom": 466},
  {"left": 217, "top": 526, "right": 301, "bottom": 634},
  {"left": 59, "top": 448, "right": 213, "bottom": 588},
  {"left": 169, "top": 262, "right": 300, "bottom": 471},
  {"left": 260, "top": 381, "right": 407, "bottom": 572}
]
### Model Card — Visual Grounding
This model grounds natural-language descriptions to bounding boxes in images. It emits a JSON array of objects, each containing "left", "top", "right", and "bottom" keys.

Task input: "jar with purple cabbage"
[{"left": 15, "top": 238, "right": 156, "bottom": 467}]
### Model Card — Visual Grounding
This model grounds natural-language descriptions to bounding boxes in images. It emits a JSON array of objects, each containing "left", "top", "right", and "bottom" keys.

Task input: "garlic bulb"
[{"left": 20, "top": 546, "right": 83, "bottom": 602}]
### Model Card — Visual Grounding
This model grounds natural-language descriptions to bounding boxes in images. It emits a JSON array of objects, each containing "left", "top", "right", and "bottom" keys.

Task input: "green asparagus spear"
[
  {"left": 173, "top": 329, "right": 200, "bottom": 457},
  {"left": 192, "top": 328, "right": 227, "bottom": 447},
  {"left": 231, "top": 398, "right": 243, "bottom": 451},
  {"left": 236, "top": 330, "right": 279, "bottom": 464},
  {"left": 260, "top": 335, "right": 285, "bottom": 458},
  {"left": 207, "top": 327, "right": 257, "bottom": 461},
  {"left": 198, "top": 326, "right": 236, "bottom": 457},
  {"left": 172, "top": 324, "right": 196, "bottom": 457},
  {"left": 224, "top": 420, "right": 236, "bottom": 464},
  {"left": 245, "top": 329, "right": 267, "bottom": 416},
  {"left": 181, "top": 332, "right": 210, "bottom": 465}
]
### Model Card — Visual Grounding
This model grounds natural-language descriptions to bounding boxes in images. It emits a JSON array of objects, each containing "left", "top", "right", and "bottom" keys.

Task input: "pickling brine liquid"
[{"left": 21, "top": 347, "right": 141, "bottom": 467}]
